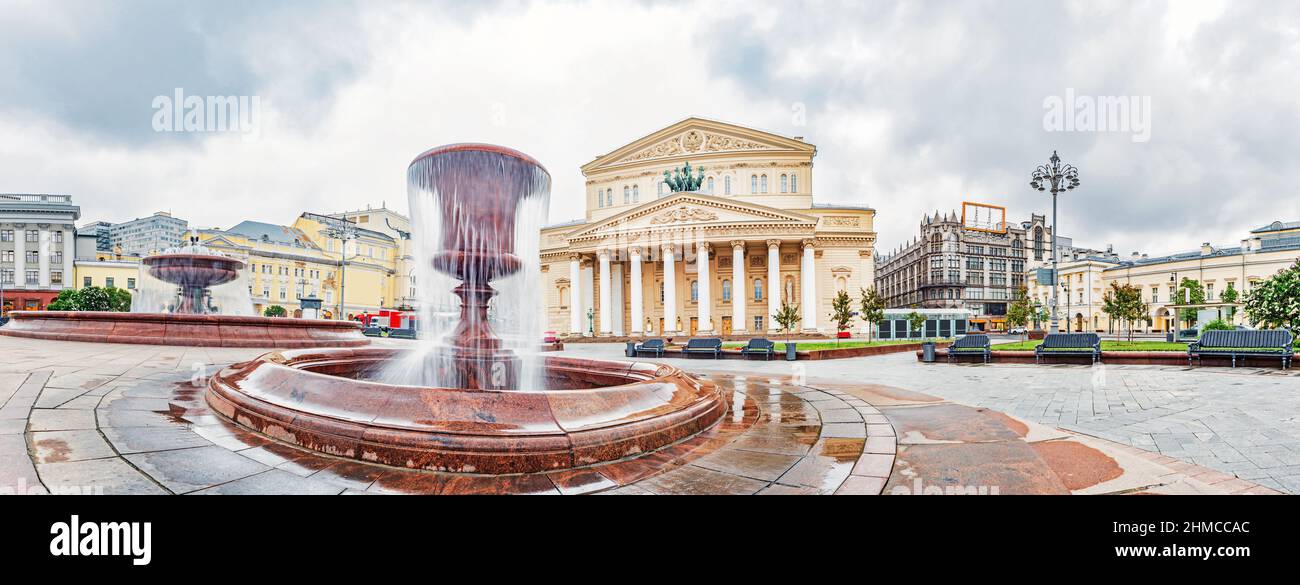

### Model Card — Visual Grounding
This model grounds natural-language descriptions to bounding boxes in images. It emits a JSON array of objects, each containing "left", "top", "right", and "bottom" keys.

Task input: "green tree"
[
  {"left": 1102, "top": 282, "right": 1148, "bottom": 342},
  {"left": 906, "top": 310, "right": 927, "bottom": 339},
  {"left": 44, "top": 286, "right": 131, "bottom": 312},
  {"left": 264, "top": 305, "right": 288, "bottom": 318},
  {"left": 858, "top": 286, "right": 885, "bottom": 343},
  {"left": 1243, "top": 261, "right": 1300, "bottom": 330},
  {"left": 829, "top": 289, "right": 854, "bottom": 345},
  {"left": 45, "top": 289, "right": 80, "bottom": 311},
  {"left": 1005, "top": 286, "right": 1033, "bottom": 341},
  {"left": 772, "top": 300, "right": 802, "bottom": 344},
  {"left": 1174, "top": 277, "right": 1206, "bottom": 326},
  {"left": 1220, "top": 281, "right": 1240, "bottom": 323}
]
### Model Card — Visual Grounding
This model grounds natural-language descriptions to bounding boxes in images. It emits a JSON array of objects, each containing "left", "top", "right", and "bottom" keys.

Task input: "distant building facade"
[
  {"left": 78, "top": 221, "right": 113, "bottom": 252},
  {"left": 109, "top": 211, "right": 188, "bottom": 257},
  {"left": 326, "top": 205, "right": 417, "bottom": 310},
  {"left": 875, "top": 209, "right": 1053, "bottom": 332},
  {"left": 0, "top": 193, "right": 79, "bottom": 314}
]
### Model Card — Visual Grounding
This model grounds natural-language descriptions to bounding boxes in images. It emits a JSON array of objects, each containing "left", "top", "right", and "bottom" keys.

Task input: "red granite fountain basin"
[
  {"left": 0, "top": 311, "right": 368, "bottom": 348},
  {"left": 206, "top": 347, "right": 727, "bottom": 474}
]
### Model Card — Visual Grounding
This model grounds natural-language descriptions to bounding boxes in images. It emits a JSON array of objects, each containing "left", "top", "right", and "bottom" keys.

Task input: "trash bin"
[
  {"left": 1166, "top": 332, "right": 1174, "bottom": 343},
  {"left": 625, "top": 341, "right": 637, "bottom": 358},
  {"left": 785, "top": 342, "right": 798, "bottom": 361},
  {"left": 921, "top": 341, "right": 937, "bottom": 363}
]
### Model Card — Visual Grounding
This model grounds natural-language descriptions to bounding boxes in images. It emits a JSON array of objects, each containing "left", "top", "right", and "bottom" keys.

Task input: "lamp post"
[
  {"left": 1030, "top": 150, "right": 1080, "bottom": 333},
  {"left": 321, "top": 220, "right": 359, "bottom": 321}
]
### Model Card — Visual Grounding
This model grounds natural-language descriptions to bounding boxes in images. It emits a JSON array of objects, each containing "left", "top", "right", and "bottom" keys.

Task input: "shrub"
[
  {"left": 263, "top": 305, "right": 287, "bottom": 318},
  {"left": 1202, "top": 319, "right": 1233, "bottom": 331}
]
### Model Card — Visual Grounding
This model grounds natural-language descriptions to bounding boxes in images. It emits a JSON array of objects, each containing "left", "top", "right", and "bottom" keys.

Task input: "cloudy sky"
[{"left": 2, "top": 0, "right": 1297, "bottom": 256}]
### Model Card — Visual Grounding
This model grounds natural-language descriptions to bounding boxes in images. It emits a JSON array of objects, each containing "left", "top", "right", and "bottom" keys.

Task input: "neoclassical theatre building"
[{"left": 539, "top": 118, "right": 877, "bottom": 337}]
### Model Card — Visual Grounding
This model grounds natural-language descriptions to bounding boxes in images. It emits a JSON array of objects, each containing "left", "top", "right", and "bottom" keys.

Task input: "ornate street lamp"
[
  {"left": 321, "top": 220, "right": 360, "bottom": 321},
  {"left": 1030, "top": 150, "right": 1080, "bottom": 333}
]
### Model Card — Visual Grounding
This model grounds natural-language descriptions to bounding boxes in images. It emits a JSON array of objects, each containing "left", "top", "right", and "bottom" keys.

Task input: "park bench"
[
  {"left": 947, "top": 334, "right": 991, "bottom": 363},
  {"left": 682, "top": 338, "right": 723, "bottom": 359},
  {"left": 1188, "top": 329, "right": 1293, "bottom": 369},
  {"left": 1035, "top": 333, "right": 1102, "bottom": 364},
  {"left": 633, "top": 338, "right": 666, "bottom": 357},
  {"left": 739, "top": 338, "right": 777, "bottom": 360}
]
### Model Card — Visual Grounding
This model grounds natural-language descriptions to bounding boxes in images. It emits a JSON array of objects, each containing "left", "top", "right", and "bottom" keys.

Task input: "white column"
[
  {"left": 629, "top": 247, "right": 644, "bottom": 336},
  {"left": 612, "top": 262, "right": 625, "bottom": 336},
  {"left": 598, "top": 249, "right": 612, "bottom": 336},
  {"left": 766, "top": 240, "right": 780, "bottom": 333},
  {"left": 581, "top": 260, "right": 594, "bottom": 336},
  {"left": 663, "top": 244, "right": 677, "bottom": 334},
  {"left": 568, "top": 254, "right": 582, "bottom": 334},
  {"left": 731, "top": 240, "right": 747, "bottom": 333},
  {"left": 697, "top": 242, "right": 712, "bottom": 334},
  {"left": 62, "top": 228, "right": 74, "bottom": 290},
  {"left": 13, "top": 226, "right": 25, "bottom": 288},
  {"left": 38, "top": 228, "right": 51, "bottom": 288},
  {"left": 801, "top": 239, "right": 817, "bottom": 332}
]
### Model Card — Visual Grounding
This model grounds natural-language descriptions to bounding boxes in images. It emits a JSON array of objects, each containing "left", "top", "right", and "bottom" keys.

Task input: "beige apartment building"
[
  {"left": 1029, "top": 221, "right": 1300, "bottom": 333},
  {"left": 539, "top": 118, "right": 877, "bottom": 337}
]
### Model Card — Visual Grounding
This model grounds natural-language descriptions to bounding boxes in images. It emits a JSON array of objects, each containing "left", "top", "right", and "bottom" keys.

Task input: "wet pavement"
[{"left": 0, "top": 336, "right": 1284, "bottom": 495}]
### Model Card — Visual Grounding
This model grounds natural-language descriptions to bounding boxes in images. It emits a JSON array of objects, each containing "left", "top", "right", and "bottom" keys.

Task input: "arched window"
[
  {"left": 761, "top": 175, "right": 769, "bottom": 193},
  {"left": 690, "top": 280, "right": 699, "bottom": 302},
  {"left": 606, "top": 190, "right": 613, "bottom": 207},
  {"left": 597, "top": 189, "right": 604, "bottom": 208},
  {"left": 754, "top": 278, "right": 763, "bottom": 300},
  {"left": 751, "top": 175, "right": 758, "bottom": 193},
  {"left": 790, "top": 174, "right": 797, "bottom": 193},
  {"left": 722, "top": 279, "right": 731, "bottom": 301},
  {"left": 623, "top": 186, "right": 630, "bottom": 204},
  {"left": 1033, "top": 227, "right": 1044, "bottom": 261},
  {"left": 724, "top": 175, "right": 732, "bottom": 195},
  {"left": 632, "top": 185, "right": 639, "bottom": 202},
  {"left": 559, "top": 285, "right": 570, "bottom": 308},
  {"left": 780, "top": 174, "right": 788, "bottom": 193},
  {"left": 706, "top": 177, "right": 714, "bottom": 194}
]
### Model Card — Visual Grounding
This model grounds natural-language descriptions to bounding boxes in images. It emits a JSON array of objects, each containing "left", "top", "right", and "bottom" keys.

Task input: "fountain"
[
  {"left": 140, "top": 237, "right": 246, "bottom": 314},
  {"left": 0, "top": 240, "right": 365, "bottom": 348},
  {"left": 204, "top": 144, "right": 727, "bottom": 474}
]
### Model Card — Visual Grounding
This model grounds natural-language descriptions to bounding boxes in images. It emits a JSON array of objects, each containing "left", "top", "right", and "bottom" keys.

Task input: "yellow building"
[
  {"left": 1029, "top": 221, "right": 1300, "bottom": 333},
  {"left": 72, "top": 252, "right": 143, "bottom": 292},
  {"left": 192, "top": 212, "right": 401, "bottom": 319},
  {"left": 539, "top": 117, "right": 877, "bottom": 337}
]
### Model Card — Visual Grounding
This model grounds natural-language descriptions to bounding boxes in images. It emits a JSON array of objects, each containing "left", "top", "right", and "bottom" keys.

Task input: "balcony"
[{"left": 918, "top": 278, "right": 966, "bottom": 288}]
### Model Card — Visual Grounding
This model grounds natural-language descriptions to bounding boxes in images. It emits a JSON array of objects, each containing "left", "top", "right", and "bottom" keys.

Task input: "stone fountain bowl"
[
  {"left": 206, "top": 347, "right": 728, "bottom": 474},
  {"left": 143, "top": 253, "right": 245, "bottom": 288}
]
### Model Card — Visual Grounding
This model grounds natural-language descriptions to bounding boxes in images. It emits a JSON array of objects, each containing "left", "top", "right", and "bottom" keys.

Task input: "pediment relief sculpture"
[{"left": 649, "top": 205, "right": 720, "bottom": 225}]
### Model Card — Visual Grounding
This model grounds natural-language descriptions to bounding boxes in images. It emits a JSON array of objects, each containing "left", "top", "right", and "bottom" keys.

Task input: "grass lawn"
[
  {"left": 991, "top": 340, "right": 1189, "bottom": 352},
  {"left": 721, "top": 339, "right": 946, "bottom": 351}
]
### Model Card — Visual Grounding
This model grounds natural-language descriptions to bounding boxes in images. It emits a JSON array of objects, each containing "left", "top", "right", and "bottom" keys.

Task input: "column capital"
[
  {"left": 661, "top": 243, "right": 675, "bottom": 255},
  {"left": 801, "top": 239, "right": 817, "bottom": 250},
  {"left": 766, "top": 239, "right": 782, "bottom": 249},
  {"left": 627, "top": 245, "right": 644, "bottom": 258},
  {"left": 697, "top": 241, "right": 711, "bottom": 253},
  {"left": 730, "top": 240, "right": 746, "bottom": 251},
  {"left": 567, "top": 252, "right": 582, "bottom": 261},
  {"left": 596, "top": 247, "right": 613, "bottom": 259}
]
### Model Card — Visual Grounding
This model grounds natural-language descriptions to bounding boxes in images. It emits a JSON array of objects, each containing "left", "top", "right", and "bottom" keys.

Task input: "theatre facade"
[{"left": 539, "top": 118, "right": 877, "bottom": 337}]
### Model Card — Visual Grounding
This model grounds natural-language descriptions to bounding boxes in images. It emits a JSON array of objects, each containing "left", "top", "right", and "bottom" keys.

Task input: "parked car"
[
  {"left": 1177, "top": 327, "right": 1200, "bottom": 341},
  {"left": 543, "top": 331, "right": 559, "bottom": 343},
  {"left": 1008, "top": 326, "right": 1026, "bottom": 335}
]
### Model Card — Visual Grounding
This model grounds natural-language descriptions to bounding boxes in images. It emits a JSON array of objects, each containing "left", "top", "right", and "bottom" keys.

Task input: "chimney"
[{"left": 1201, "top": 242, "right": 1213, "bottom": 256}]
